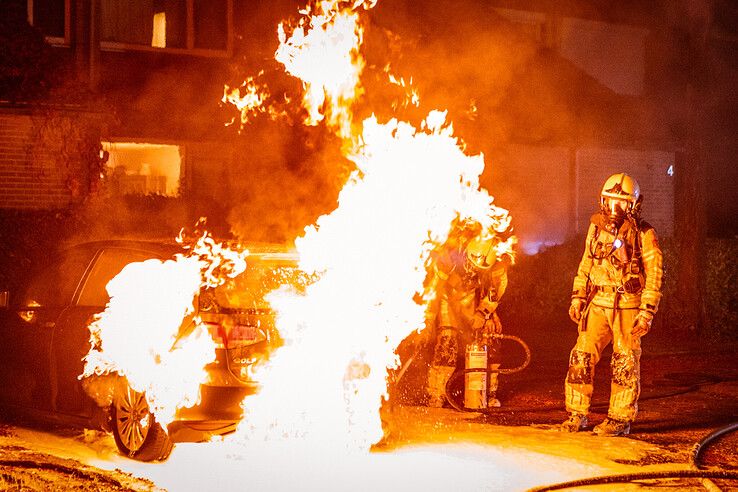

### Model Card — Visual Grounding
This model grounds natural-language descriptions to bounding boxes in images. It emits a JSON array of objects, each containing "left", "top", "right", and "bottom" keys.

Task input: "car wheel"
[{"left": 111, "top": 386, "right": 173, "bottom": 461}]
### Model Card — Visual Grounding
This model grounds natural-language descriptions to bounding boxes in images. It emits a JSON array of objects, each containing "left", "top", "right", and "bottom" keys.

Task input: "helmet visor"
[
  {"left": 602, "top": 196, "right": 629, "bottom": 219},
  {"left": 465, "top": 236, "right": 497, "bottom": 270}
]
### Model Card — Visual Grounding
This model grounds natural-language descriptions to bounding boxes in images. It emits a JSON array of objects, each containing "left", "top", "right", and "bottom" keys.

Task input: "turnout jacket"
[
  {"left": 572, "top": 213, "right": 663, "bottom": 313},
  {"left": 427, "top": 244, "right": 509, "bottom": 329}
]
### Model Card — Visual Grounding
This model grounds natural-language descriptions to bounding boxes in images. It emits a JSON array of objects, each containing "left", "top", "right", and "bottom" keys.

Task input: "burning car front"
[
  {"left": 0, "top": 240, "right": 303, "bottom": 462},
  {"left": 168, "top": 251, "right": 306, "bottom": 441}
]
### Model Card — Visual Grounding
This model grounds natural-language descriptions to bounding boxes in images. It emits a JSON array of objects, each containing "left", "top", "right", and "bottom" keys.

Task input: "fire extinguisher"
[
  {"left": 464, "top": 342, "right": 488, "bottom": 409},
  {"left": 442, "top": 333, "right": 531, "bottom": 413}
]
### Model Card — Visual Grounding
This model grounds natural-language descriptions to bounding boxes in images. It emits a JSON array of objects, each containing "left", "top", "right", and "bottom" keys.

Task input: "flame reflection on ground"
[
  {"left": 4, "top": 409, "right": 667, "bottom": 491},
  {"left": 142, "top": 442, "right": 589, "bottom": 491},
  {"left": 95, "top": 420, "right": 657, "bottom": 492}
]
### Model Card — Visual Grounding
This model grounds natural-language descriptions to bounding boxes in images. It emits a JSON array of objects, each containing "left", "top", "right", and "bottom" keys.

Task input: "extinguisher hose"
[
  {"left": 486, "top": 333, "right": 531, "bottom": 374},
  {"left": 444, "top": 333, "right": 532, "bottom": 413}
]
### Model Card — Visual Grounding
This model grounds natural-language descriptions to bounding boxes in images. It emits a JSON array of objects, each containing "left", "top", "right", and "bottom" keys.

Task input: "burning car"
[{"left": 0, "top": 240, "right": 300, "bottom": 461}]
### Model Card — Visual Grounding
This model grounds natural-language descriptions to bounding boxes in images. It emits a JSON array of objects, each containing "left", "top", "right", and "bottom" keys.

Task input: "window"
[
  {"left": 27, "top": 0, "right": 71, "bottom": 44},
  {"left": 77, "top": 249, "right": 159, "bottom": 307},
  {"left": 100, "top": 0, "right": 231, "bottom": 55},
  {"left": 100, "top": 0, "right": 186, "bottom": 49},
  {"left": 102, "top": 142, "right": 182, "bottom": 197},
  {"left": 21, "top": 250, "right": 95, "bottom": 308}
]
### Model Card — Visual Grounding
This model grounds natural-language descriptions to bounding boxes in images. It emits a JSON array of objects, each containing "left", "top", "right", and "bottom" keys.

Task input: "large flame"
[
  {"left": 222, "top": 0, "right": 516, "bottom": 454},
  {"left": 88, "top": 0, "right": 515, "bottom": 457},
  {"left": 82, "top": 232, "right": 248, "bottom": 427},
  {"left": 236, "top": 111, "right": 512, "bottom": 451}
]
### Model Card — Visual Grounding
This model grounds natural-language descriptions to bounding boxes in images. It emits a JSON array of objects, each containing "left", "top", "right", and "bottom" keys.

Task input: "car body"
[{"left": 0, "top": 239, "right": 298, "bottom": 460}]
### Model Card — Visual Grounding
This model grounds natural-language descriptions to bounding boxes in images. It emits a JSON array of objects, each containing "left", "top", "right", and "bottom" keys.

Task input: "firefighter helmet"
[
  {"left": 600, "top": 173, "right": 640, "bottom": 220},
  {"left": 466, "top": 234, "right": 497, "bottom": 271}
]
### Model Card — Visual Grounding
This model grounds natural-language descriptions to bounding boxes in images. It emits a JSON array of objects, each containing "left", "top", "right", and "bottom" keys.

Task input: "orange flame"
[
  {"left": 134, "top": 0, "right": 515, "bottom": 456},
  {"left": 387, "top": 68, "right": 421, "bottom": 109},
  {"left": 274, "top": 0, "right": 375, "bottom": 138},
  {"left": 222, "top": 72, "right": 270, "bottom": 126},
  {"left": 236, "top": 111, "right": 513, "bottom": 451},
  {"left": 219, "top": 0, "right": 517, "bottom": 454},
  {"left": 82, "top": 232, "right": 248, "bottom": 428}
]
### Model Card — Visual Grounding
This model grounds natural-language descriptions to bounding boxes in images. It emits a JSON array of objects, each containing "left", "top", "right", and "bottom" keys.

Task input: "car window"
[
  {"left": 20, "top": 249, "right": 95, "bottom": 308},
  {"left": 77, "top": 248, "right": 160, "bottom": 307}
]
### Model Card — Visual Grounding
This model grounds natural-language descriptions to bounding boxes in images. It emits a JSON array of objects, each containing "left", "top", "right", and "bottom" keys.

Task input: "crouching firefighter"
[
  {"left": 561, "top": 173, "right": 663, "bottom": 436},
  {"left": 425, "top": 218, "right": 514, "bottom": 409}
]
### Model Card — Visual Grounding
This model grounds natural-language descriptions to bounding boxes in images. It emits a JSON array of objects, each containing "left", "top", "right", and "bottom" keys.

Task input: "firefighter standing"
[
  {"left": 425, "top": 218, "right": 513, "bottom": 408},
  {"left": 561, "top": 173, "right": 663, "bottom": 436}
]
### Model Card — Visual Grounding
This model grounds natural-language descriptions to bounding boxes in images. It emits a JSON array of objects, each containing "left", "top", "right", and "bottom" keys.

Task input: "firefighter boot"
[
  {"left": 426, "top": 366, "right": 455, "bottom": 408},
  {"left": 559, "top": 412, "right": 588, "bottom": 432},
  {"left": 593, "top": 417, "right": 631, "bottom": 436}
]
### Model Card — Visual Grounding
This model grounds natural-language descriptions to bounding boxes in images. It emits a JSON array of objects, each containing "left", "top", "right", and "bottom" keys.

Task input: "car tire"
[{"left": 111, "top": 386, "right": 173, "bottom": 462}]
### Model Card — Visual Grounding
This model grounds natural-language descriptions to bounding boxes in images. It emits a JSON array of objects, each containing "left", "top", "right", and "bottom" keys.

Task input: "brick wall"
[
  {"left": 0, "top": 110, "right": 77, "bottom": 209},
  {"left": 575, "top": 147, "right": 675, "bottom": 237}
]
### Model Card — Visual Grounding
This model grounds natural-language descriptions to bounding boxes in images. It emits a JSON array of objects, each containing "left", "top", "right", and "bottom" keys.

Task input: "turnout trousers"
[{"left": 564, "top": 304, "right": 642, "bottom": 422}]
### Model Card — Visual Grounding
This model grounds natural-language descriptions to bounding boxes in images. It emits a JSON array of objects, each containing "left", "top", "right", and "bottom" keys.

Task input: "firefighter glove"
[
  {"left": 632, "top": 310, "right": 653, "bottom": 337},
  {"left": 569, "top": 298, "right": 586, "bottom": 323},
  {"left": 472, "top": 311, "right": 487, "bottom": 331},
  {"left": 485, "top": 311, "right": 502, "bottom": 335}
]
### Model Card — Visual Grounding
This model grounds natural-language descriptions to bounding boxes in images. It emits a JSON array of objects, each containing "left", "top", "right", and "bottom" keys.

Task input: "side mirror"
[{"left": 0, "top": 291, "right": 8, "bottom": 309}]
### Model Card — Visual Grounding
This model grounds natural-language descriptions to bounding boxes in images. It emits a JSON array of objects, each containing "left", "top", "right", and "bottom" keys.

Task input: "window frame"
[
  {"left": 27, "top": 0, "right": 72, "bottom": 46},
  {"left": 99, "top": 0, "right": 233, "bottom": 58},
  {"left": 102, "top": 138, "right": 186, "bottom": 198}
]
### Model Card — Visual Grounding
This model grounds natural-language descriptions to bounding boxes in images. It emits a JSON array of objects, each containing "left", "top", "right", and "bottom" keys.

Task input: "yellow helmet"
[
  {"left": 465, "top": 234, "right": 497, "bottom": 271},
  {"left": 600, "top": 173, "right": 640, "bottom": 220}
]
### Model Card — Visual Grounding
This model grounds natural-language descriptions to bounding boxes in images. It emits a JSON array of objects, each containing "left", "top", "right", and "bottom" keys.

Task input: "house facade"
[{"left": 2, "top": 0, "right": 705, "bottom": 247}]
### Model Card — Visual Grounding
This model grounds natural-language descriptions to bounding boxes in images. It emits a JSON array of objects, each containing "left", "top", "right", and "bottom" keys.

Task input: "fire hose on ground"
[
  {"left": 689, "top": 421, "right": 738, "bottom": 492},
  {"left": 527, "top": 469, "right": 738, "bottom": 491},
  {"left": 527, "top": 421, "right": 738, "bottom": 492}
]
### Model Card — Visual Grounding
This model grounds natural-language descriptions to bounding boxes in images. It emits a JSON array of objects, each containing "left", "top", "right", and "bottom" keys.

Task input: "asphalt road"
[
  {"left": 390, "top": 336, "right": 738, "bottom": 486},
  {"left": 1, "top": 339, "right": 737, "bottom": 491}
]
